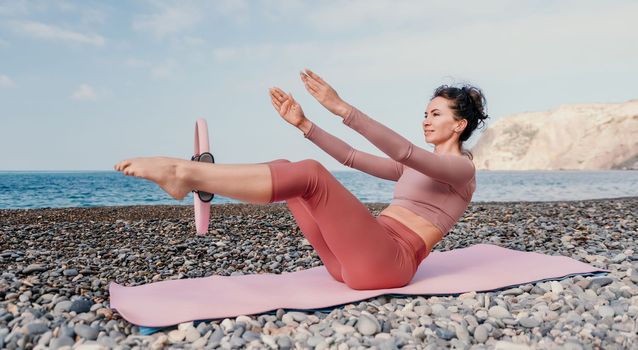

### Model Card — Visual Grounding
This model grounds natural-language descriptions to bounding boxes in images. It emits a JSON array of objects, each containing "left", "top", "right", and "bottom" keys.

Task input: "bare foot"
[{"left": 114, "top": 157, "right": 192, "bottom": 200}]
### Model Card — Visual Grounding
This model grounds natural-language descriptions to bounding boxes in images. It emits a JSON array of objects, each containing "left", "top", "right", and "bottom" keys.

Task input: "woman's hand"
[
  {"left": 269, "top": 87, "right": 306, "bottom": 128},
  {"left": 300, "top": 69, "right": 352, "bottom": 117}
]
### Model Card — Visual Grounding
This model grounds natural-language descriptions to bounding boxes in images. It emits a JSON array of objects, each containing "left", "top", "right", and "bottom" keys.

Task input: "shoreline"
[
  {"left": 1, "top": 197, "right": 637, "bottom": 348},
  {"left": 1, "top": 196, "right": 636, "bottom": 225}
]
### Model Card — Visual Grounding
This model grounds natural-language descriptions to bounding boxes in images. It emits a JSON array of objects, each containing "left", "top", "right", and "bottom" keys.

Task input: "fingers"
[
  {"left": 270, "top": 93, "right": 279, "bottom": 105},
  {"left": 272, "top": 92, "right": 289, "bottom": 115},
  {"left": 303, "top": 80, "right": 319, "bottom": 96},
  {"left": 270, "top": 91, "right": 282, "bottom": 106},
  {"left": 270, "top": 96, "right": 281, "bottom": 112},
  {"left": 301, "top": 77, "right": 319, "bottom": 96},
  {"left": 280, "top": 98, "right": 291, "bottom": 115},
  {"left": 305, "top": 78, "right": 321, "bottom": 92},
  {"left": 272, "top": 86, "right": 286, "bottom": 98},
  {"left": 300, "top": 71, "right": 323, "bottom": 89},
  {"left": 269, "top": 87, "right": 287, "bottom": 103},
  {"left": 304, "top": 68, "right": 326, "bottom": 85},
  {"left": 300, "top": 73, "right": 320, "bottom": 94}
]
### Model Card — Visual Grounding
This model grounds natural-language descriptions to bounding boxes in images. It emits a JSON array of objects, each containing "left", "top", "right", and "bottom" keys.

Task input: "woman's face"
[{"left": 422, "top": 96, "right": 464, "bottom": 145}]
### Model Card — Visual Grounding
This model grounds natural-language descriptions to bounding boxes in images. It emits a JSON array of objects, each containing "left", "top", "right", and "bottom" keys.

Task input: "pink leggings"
[{"left": 264, "top": 159, "right": 428, "bottom": 290}]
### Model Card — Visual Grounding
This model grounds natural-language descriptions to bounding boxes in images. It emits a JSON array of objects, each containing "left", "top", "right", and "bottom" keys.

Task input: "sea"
[{"left": 0, "top": 170, "right": 637, "bottom": 209}]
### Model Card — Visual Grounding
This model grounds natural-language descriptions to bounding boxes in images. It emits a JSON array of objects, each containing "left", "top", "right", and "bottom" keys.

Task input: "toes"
[
  {"left": 115, "top": 160, "right": 131, "bottom": 172},
  {"left": 119, "top": 161, "right": 132, "bottom": 172}
]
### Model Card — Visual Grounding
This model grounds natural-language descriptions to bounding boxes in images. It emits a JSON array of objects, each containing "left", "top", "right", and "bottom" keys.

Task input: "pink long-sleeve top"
[{"left": 303, "top": 106, "right": 476, "bottom": 235}]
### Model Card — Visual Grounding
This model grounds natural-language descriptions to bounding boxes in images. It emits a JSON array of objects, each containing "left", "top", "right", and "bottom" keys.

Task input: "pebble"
[
  {"left": 590, "top": 277, "right": 614, "bottom": 288},
  {"left": 518, "top": 316, "right": 540, "bottom": 328},
  {"left": 435, "top": 327, "right": 455, "bottom": 340},
  {"left": 0, "top": 199, "right": 636, "bottom": 349},
  {"left": 473, "top": 324, "right": 488, "bottom": 342},
  {"left": 53, "top": 300, "right": 73, "bottom": 313},
  {"left": 184, "top": 326, "right": 200, "bottom": 342},
  {"left": 501, "top": 287, "right": 523, "bottom": 296},
  {"left": 356, "top": 314, "right": 380, "bottom": 335},
  {"left": 63, "top": 268, "right": 79, "bottom": 277},
  {"left": 74, "top": 324, "right": 99, "bottom": 340},
  {"left": 488, "top": 305, "right": 511, "bottom": 319},
  {"left": 22, "top": 264, "right": 47, "bottom": 274},
  {"left": 50, "top": 335, "right": 75, "bottom": 349},
  {"left": 70, "top": 297, "right": 93, "bottom": 313},
  {"left": 597, "top": 305, "right": 615, "bottom": 318},
  {"left": 167, "top": 329, "right": 185, "bottom": 343},
  {"left": 25, "top": 322, "right": 49, "bottom": 335}
]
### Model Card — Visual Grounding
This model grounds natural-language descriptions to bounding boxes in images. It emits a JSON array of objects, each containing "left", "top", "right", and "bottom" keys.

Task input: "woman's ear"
[{"left": 457, "top": 119, "right": 468, "bottom": 132}]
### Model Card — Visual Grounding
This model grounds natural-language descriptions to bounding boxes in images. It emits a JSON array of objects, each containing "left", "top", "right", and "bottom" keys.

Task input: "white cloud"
[
  {"left": 150, "top": 60, "right": 177, "bottom": 79},
  {"left": 212, "top": 44, "right": 276, "bottom": 62},
  {"left": 303, "top": 0, "right": 514, "bottom": 32},
  {"left": 56, "top": 2, "right": 108, "bottom": 25},
  {"left": 71, "top": 84, "right": 97, "bottom": 101},
  {"left": 125, "top": 58, "right": 150, "bottom": 68},
  {"left": 1, "top": 1, "right": 106, "bottom": 24},
  {"left": 210, "top": 0, "right": 249, "bottom": 24},
  {"left": 0, "top": 1, "right": 32, "bottom": 16},
  {"left": 0, "top": 74, "right": 15, "bottom": 88},
  {"left": 211, "top": 0, "right": 638, "bottom": 83},
  {"left": 9, "top": 20, "right": 105, "bottom": 46},
  {"left": 132, "top": 4, "right": 202, "bottom": 39},
  {"left": 181, "top": 35, "right": 205, "bottom": 46},
  {"left": 126, "top": 58, "right": 178, "bottom": 79}
]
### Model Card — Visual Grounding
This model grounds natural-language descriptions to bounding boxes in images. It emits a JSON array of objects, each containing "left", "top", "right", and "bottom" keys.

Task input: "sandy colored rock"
[{"left": 471, "top": 99, "right": 638, "bottom": 170}]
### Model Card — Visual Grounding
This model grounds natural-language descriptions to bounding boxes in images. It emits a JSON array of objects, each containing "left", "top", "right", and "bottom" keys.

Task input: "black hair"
[{"left": 431, "top": 84, "right": 489, "bottom": 160}]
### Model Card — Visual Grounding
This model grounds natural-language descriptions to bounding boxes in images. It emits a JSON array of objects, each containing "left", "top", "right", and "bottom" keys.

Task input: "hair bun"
[{"left": 431, "top": 83, "right": 490, "bottom": 144}]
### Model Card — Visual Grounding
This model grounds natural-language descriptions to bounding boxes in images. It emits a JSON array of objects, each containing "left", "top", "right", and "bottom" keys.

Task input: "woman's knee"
[
  {"left": 270, "top": 158, "right": 324, "bottom": 172},
  {"left": 298, "top": 158, "right": 327, "bottom": 174},
  {"left": 267, "top": 159, "right": 292, "bottom": 164}
]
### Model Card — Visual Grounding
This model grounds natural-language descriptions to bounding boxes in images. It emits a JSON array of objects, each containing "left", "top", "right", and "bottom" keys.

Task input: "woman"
[{"left": 114, "top": 69, "right": 489, "bottom": 290}]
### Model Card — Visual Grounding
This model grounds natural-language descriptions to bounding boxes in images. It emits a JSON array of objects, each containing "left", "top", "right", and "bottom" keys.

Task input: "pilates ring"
[
  {"left": 193, "top": 118, "right": 213, "bottom": 235},
  {"left": 191, "top": 152, "right": 215, "bottom": 203}
]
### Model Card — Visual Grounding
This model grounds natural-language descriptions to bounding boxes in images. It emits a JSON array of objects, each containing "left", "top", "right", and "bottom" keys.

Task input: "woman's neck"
[{"left": 433, "top": 140, "right": 463, "bottom": 157}]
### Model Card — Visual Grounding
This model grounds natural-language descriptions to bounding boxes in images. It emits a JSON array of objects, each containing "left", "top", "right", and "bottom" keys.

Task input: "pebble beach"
[{"left": 1, "top": 197, "right": 637, "bottom": 350}]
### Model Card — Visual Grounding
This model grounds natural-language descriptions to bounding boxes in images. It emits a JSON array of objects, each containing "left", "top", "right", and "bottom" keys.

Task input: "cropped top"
[{"left": 303, "top": 106, "right": 476, "bottom": 235}]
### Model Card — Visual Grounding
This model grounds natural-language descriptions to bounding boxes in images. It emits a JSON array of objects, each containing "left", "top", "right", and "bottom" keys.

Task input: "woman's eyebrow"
[{"left": 424, "top": 108, "right": 441, "bottom": 115}]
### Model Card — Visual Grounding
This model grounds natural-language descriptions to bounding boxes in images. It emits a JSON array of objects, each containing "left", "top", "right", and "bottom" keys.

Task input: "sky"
[{"left": 1, "top": 0, "right": 637, "bottom": 171}]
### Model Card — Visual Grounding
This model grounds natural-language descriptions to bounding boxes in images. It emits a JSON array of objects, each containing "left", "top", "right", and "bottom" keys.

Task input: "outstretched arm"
[
  {"left": 269, "top": 85, "right": 402, "bottom": 181},
  {"left": 300, "top": 69, "right": 474, "bottom": 188},
  {"left": 342, "top": 106, "right": 475, "bottom": 188},
  {"left": 300, "top": 119, "right": 403, "bottom": 182}
]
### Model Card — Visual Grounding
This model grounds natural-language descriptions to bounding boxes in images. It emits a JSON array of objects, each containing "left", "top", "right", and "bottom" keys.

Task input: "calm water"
[{"left": 0, "top": 170, "right": 636, "bottom": 209}]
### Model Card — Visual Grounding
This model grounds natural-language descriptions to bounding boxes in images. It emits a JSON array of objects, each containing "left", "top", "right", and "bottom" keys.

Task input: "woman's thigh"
[{"left": 268, "top": 158, "right": 416, "bottom": 289}]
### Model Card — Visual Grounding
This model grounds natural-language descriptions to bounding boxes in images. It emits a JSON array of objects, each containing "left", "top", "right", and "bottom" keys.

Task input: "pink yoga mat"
[{"left": 109, "top": 244, "right": 607, "bottom": 327}]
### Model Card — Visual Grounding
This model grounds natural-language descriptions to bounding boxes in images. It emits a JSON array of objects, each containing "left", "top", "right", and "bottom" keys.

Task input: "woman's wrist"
[
  {"left": 298, "top": 119, "right": 313, "bottom": 136},
  {"left": 335, "top": 102, "right": 353, "bottom": 119}
]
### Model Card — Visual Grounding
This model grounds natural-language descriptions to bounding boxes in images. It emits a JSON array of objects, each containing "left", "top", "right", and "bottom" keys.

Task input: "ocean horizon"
[{"left": 1, "top": 170, "right": 637, "bottom": 209}]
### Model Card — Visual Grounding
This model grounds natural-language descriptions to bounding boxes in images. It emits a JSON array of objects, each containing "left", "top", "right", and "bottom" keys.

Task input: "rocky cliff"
[{"left": 470, "top": 99, "right": 638, "bottom": 170}]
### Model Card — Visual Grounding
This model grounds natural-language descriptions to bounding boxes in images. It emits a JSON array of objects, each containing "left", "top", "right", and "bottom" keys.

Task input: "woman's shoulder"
[{"left": 460, "top": 153, "right": 475, "bottom": 170}]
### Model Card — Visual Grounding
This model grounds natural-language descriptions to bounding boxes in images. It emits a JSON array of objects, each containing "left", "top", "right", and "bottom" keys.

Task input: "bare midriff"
[{"left": 379, "top": 205, "right": 445, "bottom": 257}]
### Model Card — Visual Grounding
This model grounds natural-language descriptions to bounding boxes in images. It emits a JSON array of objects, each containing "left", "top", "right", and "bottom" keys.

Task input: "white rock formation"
[{"left": 470, "top": 99, "right": 638, "bottom": 170}]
